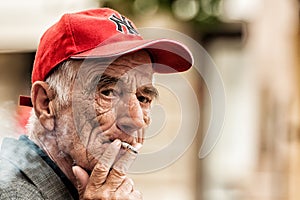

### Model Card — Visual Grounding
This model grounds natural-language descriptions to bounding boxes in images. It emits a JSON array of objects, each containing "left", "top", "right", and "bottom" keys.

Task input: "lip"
[
  {"left": 107, "top": 133, "right": 137, "bottom": 146},
  {"left": 90, "top": 123, "right": 136, "bottom": 144}
]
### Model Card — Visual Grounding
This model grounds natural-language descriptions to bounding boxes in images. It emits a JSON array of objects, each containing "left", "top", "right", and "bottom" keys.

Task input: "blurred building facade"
[{"left": 0, "top": 0, "right": 300, "bottom": 200}]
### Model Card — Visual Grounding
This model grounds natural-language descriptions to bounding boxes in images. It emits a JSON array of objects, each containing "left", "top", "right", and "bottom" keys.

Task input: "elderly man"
[{"left": 0, "top": 8, "right": 192, "bottom": 200}]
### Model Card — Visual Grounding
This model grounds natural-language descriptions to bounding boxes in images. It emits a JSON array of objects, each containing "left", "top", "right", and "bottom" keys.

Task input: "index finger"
[
  {"left": 88, "top": 139, "right": 121, "bottom": 187},
  {"left": 105, "top": 143, "right": 142, "bottom": 187},
  {"left": 114, "top": 143, "right": 142, "bottom": 173}
]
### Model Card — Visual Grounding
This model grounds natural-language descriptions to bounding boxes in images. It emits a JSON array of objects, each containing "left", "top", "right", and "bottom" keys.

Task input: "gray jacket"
[{"left": 0, "top": 136, "right": 76, "bottom": 199}]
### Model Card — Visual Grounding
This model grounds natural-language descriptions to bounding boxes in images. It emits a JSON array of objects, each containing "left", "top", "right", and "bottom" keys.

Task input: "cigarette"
[{"left": 121, "top": 142, "right": 138, "bottom": 154}]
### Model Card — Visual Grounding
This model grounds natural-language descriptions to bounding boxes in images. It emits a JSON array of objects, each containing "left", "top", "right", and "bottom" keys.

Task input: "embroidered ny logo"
[{"left": 108, "top": 14, "right": 139, "bottom": 35}]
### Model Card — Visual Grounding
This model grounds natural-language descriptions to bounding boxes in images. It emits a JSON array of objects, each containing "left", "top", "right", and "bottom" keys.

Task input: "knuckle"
[
  {"left": 113, "top": 193, "right": 130, "bottom": 200},
  {"left": 101, "top": 190, "right": 111, "bottom": 200},
  {"left": 83, "top": 192, "right": 94, "bottom": 200},
  {"left": 94, "top": 162, "right": 110, "bottom": 172},
  {"left": 101, "top": 146, "right": 119, "bottom": 161},
  {"left": 130, "top": 190, "right": 143, "bottom": 200},
  {"left": 113, "top": 193, "right": 121, "bottom": 200},
  {"left": 110, "top": 168, "right": 126, "bottom": 177}
]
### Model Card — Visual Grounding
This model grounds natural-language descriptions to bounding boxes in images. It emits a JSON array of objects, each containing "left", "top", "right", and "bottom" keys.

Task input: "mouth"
[{"left": 83, "top": 140, "right": 139, "bottom": 175}]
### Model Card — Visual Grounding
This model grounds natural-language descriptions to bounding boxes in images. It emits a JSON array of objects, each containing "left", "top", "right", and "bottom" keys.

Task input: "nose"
[{"left": 116, "top": 93, "right": 145, "bottom": 134}]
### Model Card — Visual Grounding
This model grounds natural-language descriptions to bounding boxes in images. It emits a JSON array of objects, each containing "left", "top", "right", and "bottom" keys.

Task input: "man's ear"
[{"left": 31, "top": 81, "right": 55, "bottom": 131}]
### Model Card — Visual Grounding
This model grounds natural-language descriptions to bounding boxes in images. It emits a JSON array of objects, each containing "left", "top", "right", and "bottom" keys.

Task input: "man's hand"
[{"left": 72, "top": 139, "right": 142, "bottom": 200}]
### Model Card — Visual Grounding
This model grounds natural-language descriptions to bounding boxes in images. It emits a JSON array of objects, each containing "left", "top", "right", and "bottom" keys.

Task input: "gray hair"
[
  {"left": 26, "top": 60, "right": 81, "bottom": 135},
  {"left": 46, "top": 60, "right": 81, "bottom": 108}
]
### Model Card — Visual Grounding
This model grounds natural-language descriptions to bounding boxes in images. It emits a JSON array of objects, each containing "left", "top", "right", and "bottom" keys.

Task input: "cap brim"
[{"left": 71, "top": 39, "right": 193, "bottom": 73}]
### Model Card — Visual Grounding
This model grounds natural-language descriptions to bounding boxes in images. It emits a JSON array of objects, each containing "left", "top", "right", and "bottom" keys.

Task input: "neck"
[{"left": 29, "top": 132, "right": 77, "bottom": 185}]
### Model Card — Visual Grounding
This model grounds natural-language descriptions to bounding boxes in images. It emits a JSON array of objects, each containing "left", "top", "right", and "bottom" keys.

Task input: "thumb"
[{"left": 72, "top": 166, "right": 89, "bottom": 199}]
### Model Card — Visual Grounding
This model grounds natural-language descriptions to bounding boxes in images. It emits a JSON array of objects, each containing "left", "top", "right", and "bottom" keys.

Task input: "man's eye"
[
  {"left": 137, "top": 95, "right": 151, "bottom": 104},
  {"left": 101, "top": 89, "right": 116, "bottom": 97}
]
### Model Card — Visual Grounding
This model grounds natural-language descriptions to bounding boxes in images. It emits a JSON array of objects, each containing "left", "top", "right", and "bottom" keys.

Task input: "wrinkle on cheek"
[
  {"left": 77, "top": 120, "right": 94, "bottom": 146},
  {"left": 87, "top": 137, "right": 106, "bottom": 159},
  {"left": 92, "top": 97, "right": 117, "bottom": 133},
  {"left": 94, "top": 102, "right": 112, "bottom": 115},
  {"left": 73, "top": 94, "right": 97, "bottom": 130},
  {"left": 94, "top": 95, "right": 117, "bottom": 115}
]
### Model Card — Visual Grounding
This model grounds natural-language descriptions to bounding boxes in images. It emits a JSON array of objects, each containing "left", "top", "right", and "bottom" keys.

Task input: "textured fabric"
[{"left": 0, "top": 137, "right": 75, "bottom": 200}]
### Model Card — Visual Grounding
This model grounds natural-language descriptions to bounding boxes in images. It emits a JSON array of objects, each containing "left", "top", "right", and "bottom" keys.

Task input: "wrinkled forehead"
[
  {"left": 75, "top": 50, "right": 154, "bottom": 86},
  {"left": 105, "top": 50, "right": 154, "bottom": 78}
]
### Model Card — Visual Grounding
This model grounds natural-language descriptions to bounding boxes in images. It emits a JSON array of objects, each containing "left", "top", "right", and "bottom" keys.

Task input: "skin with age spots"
[{"left": 31, "top": 50, "right": 157, "bottom": 199}]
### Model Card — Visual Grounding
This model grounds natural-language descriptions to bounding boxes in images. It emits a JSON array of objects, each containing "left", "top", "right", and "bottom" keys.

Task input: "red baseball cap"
[{"left": 19, "top": 8, "right": 193, "bottom": 107}]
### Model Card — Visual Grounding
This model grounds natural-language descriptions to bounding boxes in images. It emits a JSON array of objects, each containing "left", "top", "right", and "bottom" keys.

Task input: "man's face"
[{"left": 55, "top": 50, "right": 157, "bottom": 171}]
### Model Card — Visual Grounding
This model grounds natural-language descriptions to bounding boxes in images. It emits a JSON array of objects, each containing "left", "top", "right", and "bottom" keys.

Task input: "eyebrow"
[
  {"left": 97, "top": 74, "right": 119, "bottom": 88},
  {"left": 138, "top": 85, "right": 159, "bottom": 99},
  {"left": 97, "top": 74, "right": 159, "bottom": 98}
]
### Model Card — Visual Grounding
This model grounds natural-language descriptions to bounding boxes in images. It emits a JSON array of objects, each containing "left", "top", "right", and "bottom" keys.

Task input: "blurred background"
[{"left": 0, "top": 0, "right": 300, "bottom": 199}]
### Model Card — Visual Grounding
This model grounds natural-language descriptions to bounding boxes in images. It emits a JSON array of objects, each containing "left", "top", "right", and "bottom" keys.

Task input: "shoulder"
[
  {"left": 0, "top": 179, "right": 44, "bottom": 199},
  {"left": 0, "top": 154, "right": 44, "bottom": 199},
  {"left": 0, "top": 138, "right": 75, "bottom": 200}
]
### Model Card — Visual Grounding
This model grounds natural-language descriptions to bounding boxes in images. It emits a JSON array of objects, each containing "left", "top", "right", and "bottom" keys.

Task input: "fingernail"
[
  {"left": 134, "top": 143, "right": 143, "bottom": 150},
  {"left": 113, "top": 139, "right": 121, "bottom": 146},
  {"left": 72, "top": 166, "right": 78, "bottom": 177}
]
